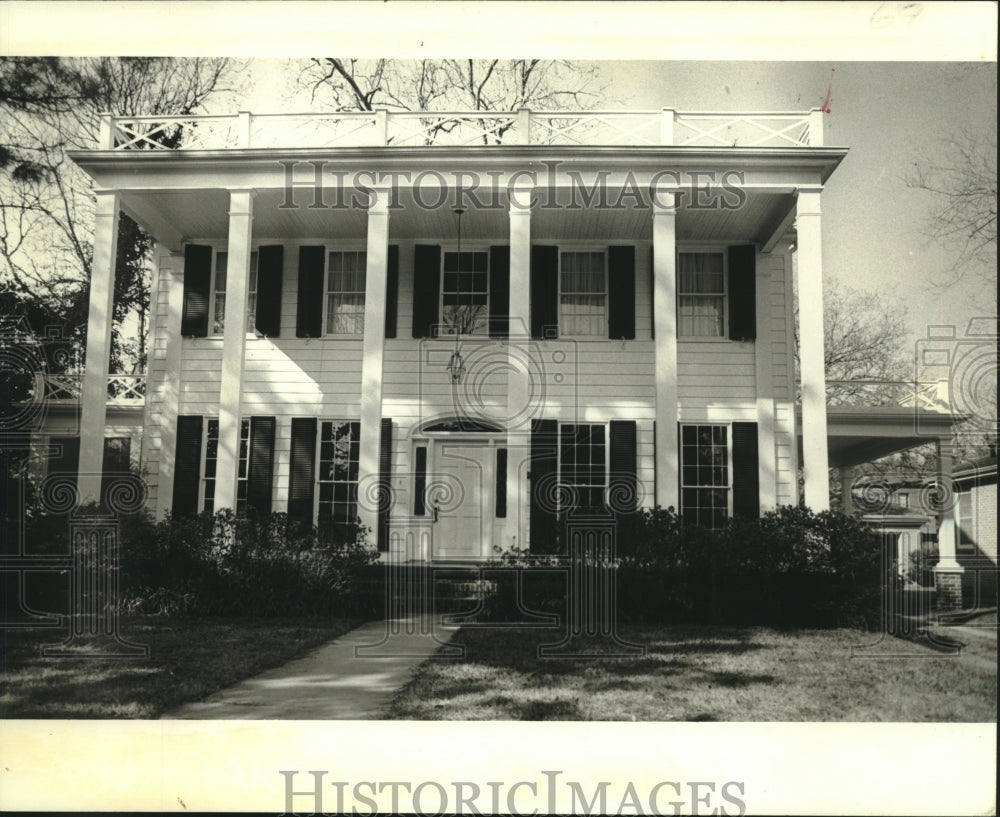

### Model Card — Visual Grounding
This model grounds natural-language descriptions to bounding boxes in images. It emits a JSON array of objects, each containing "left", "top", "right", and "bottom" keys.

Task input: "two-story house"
[{"left": 62, "top": 108, "right": 969, "bottom": 607}]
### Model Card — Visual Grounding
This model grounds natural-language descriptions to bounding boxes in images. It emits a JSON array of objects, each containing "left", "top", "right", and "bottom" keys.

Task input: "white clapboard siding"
[
  {"left": 678, "top": 341, "right": 756, "bottom": 399},
  {"left": 774, "top": 400, "right": 798, "bottom": 505}
]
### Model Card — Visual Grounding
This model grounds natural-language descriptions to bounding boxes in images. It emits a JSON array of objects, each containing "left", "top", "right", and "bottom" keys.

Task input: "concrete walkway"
[{"left": 161, "top": 618, "right": 458, "bottom": 719}]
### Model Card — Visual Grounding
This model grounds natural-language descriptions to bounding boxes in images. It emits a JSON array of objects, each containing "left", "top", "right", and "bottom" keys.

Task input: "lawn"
[
  {"left": 0, "top": 615, "right": 358, "bottom": 718},
  {"left": 385, "top": 619, "right": 998, "bottom": 721}
]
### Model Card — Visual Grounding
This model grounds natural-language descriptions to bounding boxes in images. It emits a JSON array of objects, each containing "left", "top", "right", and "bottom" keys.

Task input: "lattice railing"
[
  {"left": 826, "top": 380, "right": 950, "bottom": 411},
  {"left": 101, "top": 108, "right": 825, "bottom": 150},
  {"left": 42, "top": 374, "right": 146, "bottom": 405}
]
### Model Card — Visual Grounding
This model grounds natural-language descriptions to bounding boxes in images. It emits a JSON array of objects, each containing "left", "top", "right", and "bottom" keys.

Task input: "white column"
[
  {"left": 794, "top": 189, "right": 830, "bottom": 510},
  {"left": 652, "top": 191, "right": 679, "bottom": 511},
  {"left": 934, "top": 439, "right": 962, "bottom": 570},
  {"left": 213, "top": 189, "right": 255, "bottom": 511},
  {"left": 78, "top": 190, "right": 121, "bottom": 504},
  {"left": 145, "top": 247, "right": 185, "bottom": 519},
  {"left": 754, "top": 252, "right": 777, "bottom": 510},
  {"left": 358, "top": 186, "right": 390, "bottom": 536},
  {"left": 508, "top": 185, "right": 533, "bottom": 548}
]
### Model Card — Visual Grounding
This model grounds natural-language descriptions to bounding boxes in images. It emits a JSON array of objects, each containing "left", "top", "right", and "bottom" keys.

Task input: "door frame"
[{"left": 412, "top": 430, "right": 507, "bottom": 561}]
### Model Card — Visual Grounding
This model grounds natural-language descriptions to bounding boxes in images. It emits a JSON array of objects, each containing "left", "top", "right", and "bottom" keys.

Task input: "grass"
[
  {"left": 0, "top": 615, "right": 358, "bottom": 718},
  {"left": 385, "top": 620, "right": 998, "bottom": 721}
]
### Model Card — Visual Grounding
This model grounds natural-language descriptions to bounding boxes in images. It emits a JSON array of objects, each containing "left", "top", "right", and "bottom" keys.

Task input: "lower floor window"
[
  {"left": 203, "top": 418, "right": 250, "bottom": 514},
  {"left": 560, "top": 423, "right": 607, "bottom": 510},
  {"left": 318, "top": 420, "right": 360, "bottom": 535},
  {"left": 681, "top": 424, "right": 730, "bottom": 529}
]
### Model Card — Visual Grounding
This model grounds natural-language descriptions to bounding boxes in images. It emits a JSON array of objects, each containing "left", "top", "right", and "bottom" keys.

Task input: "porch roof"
[{"left": 800, "top": 406, "right": 962, "bottom": 468}]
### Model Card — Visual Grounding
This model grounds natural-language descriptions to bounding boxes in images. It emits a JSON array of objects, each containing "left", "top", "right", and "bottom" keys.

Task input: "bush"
[{"left": 113, "top": 508, "right": 382, "bottom": 617}]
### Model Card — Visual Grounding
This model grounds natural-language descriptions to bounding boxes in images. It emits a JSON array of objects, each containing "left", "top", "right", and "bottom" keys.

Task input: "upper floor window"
[
  {"left": 560, "top": 251, "right": 606, "bottom": 336},
  {"left": 211, "top": 250, "right": 259, "bottom": 336},
  {"left": 678, "top": 251, "right": 726, "bottom": 337},
  {"left": 326, "top": 251, "right": 367, "bottom": 335},
  {"left": 441, "top": 250, "right": 488, "bottom": 335}
]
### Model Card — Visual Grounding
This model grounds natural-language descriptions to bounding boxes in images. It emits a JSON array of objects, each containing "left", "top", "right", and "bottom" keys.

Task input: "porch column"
[
  {"left": 794, "top": 189, "right": 830, "bottom": 510},
  {"left": 78, "top": 189, "right": 121, "bottom": 504},
  {"left": 358, "top": 186, "right": 390, "bottom": 536},
  {"left": 213, "top": 189, "right": 255, "bottom": 511},
  {"left": 507, "top": 184, "right": 533, "bottom": 548},
  {"left": 652, "top": 190, "right": 679, "bottom": 511},
  {"left": 933, "top": 437, "right": 964, "bottom": 610}
]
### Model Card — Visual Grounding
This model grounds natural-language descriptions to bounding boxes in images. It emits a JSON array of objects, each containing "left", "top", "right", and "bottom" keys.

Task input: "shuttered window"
[
  {"left": 678, "top": 252, "right": 726, "bottom": 337},
  {"left": 173, "top": 416, "right": 203, "bottom": 515},
  {"left": 210, "top": 250, "right": 259, "bottom": 335},
  {"left": 412, "top": 245, "right": 442, "bottom": 338},
  {"left": 559, "top": 251, "right": 606, "bottom": 337},
  {"left": 559, "top": 423, "right": 607, "bottom": 510},
  {"left": 181, "top": 245, "right": 212, "bottom": 337},
  {"left": 607, "top": 246, "right": 636, "bottom": 340},
  {"left": 288, "top": 418, "right": 318, "bottom": 526},
  {"left": 441, "top": 250, "right": 489, "bottom": 336},
  {"left": 325, "top": 250, "right": 367, "bottom": 335},
  {"left": 680, "top": 424, "right": 730, "bottom": 529},
  {"left": 317, "top": 420, "right": 361, "bottom": 540},
  {"left": 530, "top": 245, "right": 559, "bottom": 340},
  {"left": 296, "top": 247, "right": 325, "bottom": 337},
  {"left": 254, "top": 246, "right": 284, "bottom": 337}
]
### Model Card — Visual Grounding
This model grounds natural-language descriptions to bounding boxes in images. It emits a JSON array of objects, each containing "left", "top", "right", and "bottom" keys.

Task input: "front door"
[{"left": 433, "top": 443, "right": 490, "bottom": 560}]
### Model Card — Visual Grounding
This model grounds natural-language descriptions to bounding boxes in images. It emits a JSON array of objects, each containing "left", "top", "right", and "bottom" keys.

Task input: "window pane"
[{"left": 680, "top": 424, "right": 730, "bottom": 528}]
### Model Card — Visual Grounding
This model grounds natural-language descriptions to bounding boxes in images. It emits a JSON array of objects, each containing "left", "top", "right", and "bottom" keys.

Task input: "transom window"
[
  {"left": 211, "top": 250, "right": 259, "bottom": 336},
  {"left": 560, "top": 251, "right": 606, "bottom": 336},
  {"left": 559, "top": 423, "right": 607, "bottom": 510},
  {"left": 678, "top": 251, "right": 726, "bottom": 337},
  {"left": 441, "top": 250, "right": 488, "bottom": 335},
  {"left": 680, "top": 424, "right": 731, "bottom": 529},
  {"left": 317, "top": 420, "right": 361, "bottom": 536},
  {"left": 326, "top": 251, "right": 367, "bottom": 335}
]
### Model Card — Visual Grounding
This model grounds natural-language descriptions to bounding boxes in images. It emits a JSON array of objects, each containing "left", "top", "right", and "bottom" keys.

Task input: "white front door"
[{"left": 433, "top": 443, "right": 491, "bottom": 560}]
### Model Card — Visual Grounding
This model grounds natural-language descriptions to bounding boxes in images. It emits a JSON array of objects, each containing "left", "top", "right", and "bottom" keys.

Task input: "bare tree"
[
  {"left": 907, "top": 129, "right": 998, "bottom": 304},
  {"left": 0, "top": 57, "right": 243, "bottom": 372},
  {"left": 300, "top": 58, "right": 605, "bottom": 143}
]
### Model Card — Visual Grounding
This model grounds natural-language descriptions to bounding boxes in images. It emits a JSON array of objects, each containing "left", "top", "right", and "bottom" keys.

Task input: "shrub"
[{"left": 908, "top": 543, "right": 939, "bottom": 588}]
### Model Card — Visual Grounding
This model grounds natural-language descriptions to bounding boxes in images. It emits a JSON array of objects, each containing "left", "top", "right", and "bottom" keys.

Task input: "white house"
[{"left": 62, "top": 108, "right": 969, "bottom": 607}]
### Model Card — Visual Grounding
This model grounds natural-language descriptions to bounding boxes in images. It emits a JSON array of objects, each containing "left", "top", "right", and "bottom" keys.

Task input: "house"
[{"left": 60, "top": 108, "right": 968, "bottom": 608}]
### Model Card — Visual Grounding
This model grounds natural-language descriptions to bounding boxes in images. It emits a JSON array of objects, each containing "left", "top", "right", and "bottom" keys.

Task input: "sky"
[{"left": 237, "top": 58, "right": 997, "bottom": 366}]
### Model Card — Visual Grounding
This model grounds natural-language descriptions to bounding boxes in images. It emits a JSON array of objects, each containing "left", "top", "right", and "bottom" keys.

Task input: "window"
[
  {"left": 441, "top": 250, "right": 488, "bottom": 335},
  {"left": 681, "top": 424, "right": 730, "bottom": 529},
  {"left": 202, "top": 418, "right": 250, "bottom": 513},
  {"left": 897, "top": 492, "right": 910, "bottom": 509},
  {"left": 202, "top": 419, "right": 219, "bottom": 512},
  {"left": 678, "top": 252, "right": 726, "bottom": 337},
  {"left": 326, "top": 250, "right": 367, "bottom": 335},
  {"left": 317, "top": 420, "right": 361, "bottom": 535},
  {"left": 560, "top": 251, "right": 606, "bottom": 336},
  {"left": 560, "top": 423, "right": 607, "bottom": 510},
  {"left": 211, "top": 250, "right": 260, "bottom": 335},
  {"left": 957, "top": 489, "right": 975, "bottom": 551}
]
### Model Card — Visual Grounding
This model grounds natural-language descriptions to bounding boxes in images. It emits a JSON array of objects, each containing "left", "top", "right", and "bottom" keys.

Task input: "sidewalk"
[{"left": 161, "top": 618, "right": 458, "bottom": 720}]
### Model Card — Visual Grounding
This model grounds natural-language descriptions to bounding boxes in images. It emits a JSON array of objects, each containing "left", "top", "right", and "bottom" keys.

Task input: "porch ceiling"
[
  {"left": 802, "top": 406, "right": 960, "bottom": 468},
  {"left": 121, "top": 186, "right": 793, "bottom": 249}
]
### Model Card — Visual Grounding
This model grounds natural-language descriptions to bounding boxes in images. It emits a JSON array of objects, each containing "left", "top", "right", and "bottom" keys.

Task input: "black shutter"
[
  {"left": 384, "top": 244, "right": 399, "bottom": 339},
  {"left": 255, "top": 245, "right": 283, "bottom": 337},
  {"left": 412, "top": 244, "right": 441, "bottom": 338},
  {"left": 496, "top": 448, "right": 508, "bottom": 519},
  {"left": 181, "top": 244, "right": 212, "bottom": 337},
  {"left": 609, "top": 420, "right": 638, "bottom": 514},
  {"left": 414, "top": 446, "right": 427, "bottom": 516},
  {"left": 530, "top": 245, "right": 559, "bottom": 339},
  {"left": 247, "top": 416, "right": 276, "bottom": 515},
  {"left": 732, "top": 422, "right": 760, "bottom": 520},
  {"left": 173, "top": 416, "right": 203, "bottom": 516},
  {"left": 649, "top": 245, "right": 655, "bottom": 340},
  {"left": 608, "top": 246, "right": 636, "bottom": 340},
  {"left": 288, "top": 417, "right": 317, "bottom": 526},
  {"left": 489, "top": 245, "right": 510, "bottom": 339},
  {"left": 377, "top": 418, "right": 392, "bottom": 552},
  {"left": 728, "top": 244, "right": 756, "bottom": 341},
  {"left": 296, "top": 246, "right": 325, "bottom": 338},
  {"left": 529, "top": 418, "right": 558, "bottom": 552},
  {"left": 48, "top": 437, "right": 80, "bottom": 490}
]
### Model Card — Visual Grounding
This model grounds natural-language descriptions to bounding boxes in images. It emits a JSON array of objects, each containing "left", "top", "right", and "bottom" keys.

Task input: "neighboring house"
[
  {"left": 59, "top": 108, "right": 967, "bottom": 607},
  {"left": 954, "top": 456, "right": 998, "bottom": 607}
]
